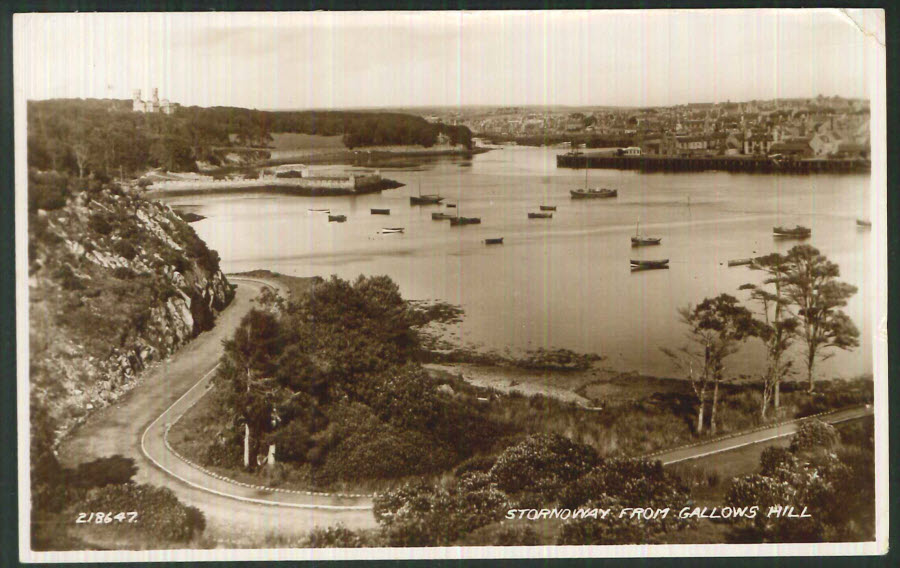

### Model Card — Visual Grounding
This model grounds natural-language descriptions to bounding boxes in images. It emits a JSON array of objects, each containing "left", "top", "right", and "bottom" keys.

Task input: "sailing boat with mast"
[
  {"left": 631, "top": 221, "right": 662, "bottom": 246},
  {"left": 570, "top": 165, "right": 617, "bottom": 199},
  {"left": 410, "top": 176, "right": 443, "bottom": 205}
]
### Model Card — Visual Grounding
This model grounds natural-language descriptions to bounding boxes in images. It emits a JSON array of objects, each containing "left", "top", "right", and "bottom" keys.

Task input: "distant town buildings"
[
  {"left": 439, "top": 96, "right": 869, "bottom": 160},
  {"left": 132, "top": 88, "right": 179, "bottom": 115}
]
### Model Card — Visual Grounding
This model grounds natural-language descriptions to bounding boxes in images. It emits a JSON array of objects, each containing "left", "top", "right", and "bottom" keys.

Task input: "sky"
[{"left": 15, "top": 9, "right": 883, "bottom": 110}]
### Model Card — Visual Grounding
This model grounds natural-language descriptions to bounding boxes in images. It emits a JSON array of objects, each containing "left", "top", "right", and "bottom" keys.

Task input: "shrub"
[
  {"left": 75, "top": 483, "right": 206, "bottom": 542},
  {"left": 454, "top": 454, "right": 497, "bottom": 477},
  {"left": 89, "top": 212, "right": 113, "bottom": 235},
  {"left": 489, "top": 434, "right": 598, "bottom": 497},
  {"left": 72, "top": 455, "right": 137, "bottom": 489},
  {"left": 790, "top": 419, "right": 839, "bottom": 453},
  {"left": 759, "top": 446, "right": 796, "bottom": 476},
  {"left": 301, "top": 524, "right": 372, "bottom": 548},
  {"left": 113, "top": 238, "right": 138, "bottom": 261},
  {"left": 112, "top": 266, "right": 135, "bottom": 280},
  {"left": 492, "top": 524, "right": 540, "bottom": 546},
  {"left": 53, "top": 264, "right": 84, "bottom": 291},
  {"left": 28, "top": 171, "right": 69, "bottom": 212},
  {"left": 373, "top": 475, "right": 508, "bottom": 547}
]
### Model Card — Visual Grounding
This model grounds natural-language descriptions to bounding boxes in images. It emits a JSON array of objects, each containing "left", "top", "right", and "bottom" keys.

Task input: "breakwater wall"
[
  {"left": 556, "top": 154, "right": 870, "bottom": 174},
  {"left": 147, "top": 174, "right": 403, "bottom": 197}
]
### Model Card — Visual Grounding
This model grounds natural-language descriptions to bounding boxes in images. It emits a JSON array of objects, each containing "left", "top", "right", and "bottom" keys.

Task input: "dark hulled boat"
[
  {"left": 371, "top": 208, "right": 391, "bottom": 215},
  {"left": 772, "top": 225, "right": 811, "bottom": 238},
  {"left": 450, "top": 216, "right": 481, "bottom": 226},
  {"left": 528, "top": 212, "right": 553, "bottom": 219},
  {"left": 630, "top": 259, "right": 669, "bottom": 270},
  {"left": 484, "top": 237, "right": 504, "bottom": 245},
  {"left": 540, "top": 205, "right": 557, "bottom": 211},
  {"left": 328, "top": 214, "right": 347, "bottom": 223},
  {"left": 410, "top": 194, "right": 444, "bottom": 205},
  {"left": 571, "top": 188, "right": 618, "bottom": 199},
  {"left": 432, "top": 212, "right": 455, "bottom": 220}
]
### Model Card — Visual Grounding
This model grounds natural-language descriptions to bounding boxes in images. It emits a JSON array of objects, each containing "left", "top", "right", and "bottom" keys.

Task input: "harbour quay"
[{"left": 556, "top": 153, "right": 870, "bottom": 174}]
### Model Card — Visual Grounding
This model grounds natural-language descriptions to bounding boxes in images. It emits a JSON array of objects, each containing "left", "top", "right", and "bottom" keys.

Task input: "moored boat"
[
  {"left": 631, "top": 222, "right": 661, "bottom": 246},
  {"left": 772, "top": 225, "right": 811, "bottom": 238},
  {"left": 571, "top": 188, "right": 618, "bottom": 199},
  {"left": 630, "top": 259, "right": 669, "bottom": 270},
  {"left": 432, "top": 212, "right": 455, "bottom": 220},
  {"left": 328, "top": 214, "right": 347, "bottom": 223},
  {"left": 484, "top": 237, "right": 504, "bottom": 245},
  {"left": 540, "top": 205, "right": 557, "bottom": 211},
  {"left": 371, "top": 208, "right": 391, "bottom": 215},
  {"left": 450, "top": 216, "right": 481, "bottom": 226},
  {"left": 528, "top": 212, "right": 553, "bottom": 219},
  {"left": 381, "top": 227, "right": 404, "bottom": 234},
  {"left": 446, "top": 203, "right": 457, "bottom": 208},
  {"left": 410, "top": 194, "right": 444, "bottom": 205},
  {"left": 728, "top": 258, "right": 755, "bottom": 267},
  {"left": 857, "top": 219, "right": 872, "bottom": 228},
  {"left": 308, "top": 208, "right": 330, "bottom": 213}
]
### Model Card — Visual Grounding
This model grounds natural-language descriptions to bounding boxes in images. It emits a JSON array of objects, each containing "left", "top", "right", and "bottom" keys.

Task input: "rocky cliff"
[{"left": 28, "top": 183, "right": 235, "bottom": 438}]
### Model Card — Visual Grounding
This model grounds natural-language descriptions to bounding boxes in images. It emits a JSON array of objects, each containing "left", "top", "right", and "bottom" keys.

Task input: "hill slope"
[{"left": 28, "top": 177, "right": 234, "bottom": 437}]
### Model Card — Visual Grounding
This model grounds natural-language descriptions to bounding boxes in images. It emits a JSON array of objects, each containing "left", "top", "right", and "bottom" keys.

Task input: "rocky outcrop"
[{"left": 29, "top": 185, "right": 235, "bottom": 438}]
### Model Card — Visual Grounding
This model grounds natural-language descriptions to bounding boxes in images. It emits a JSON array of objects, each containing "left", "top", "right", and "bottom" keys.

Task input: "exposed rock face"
[{"left": 29, "top": 185, "right": 235, "bottom": 438}]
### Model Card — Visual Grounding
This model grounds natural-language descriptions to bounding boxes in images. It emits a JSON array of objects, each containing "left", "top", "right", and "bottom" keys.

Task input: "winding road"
[
  {"left": 57, "top": 277, "right": 874, "bottom": 546},
  {"left": 58, "top": 278, "right": 377, "bottom": 545}
]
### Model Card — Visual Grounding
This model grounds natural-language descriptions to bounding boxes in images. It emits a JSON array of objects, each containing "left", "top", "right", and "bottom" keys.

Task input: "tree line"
[
  {"left": 663, "top": 244, "right": 859, "bottom": 435},
  {"left": 27, "top": 98, "right": 474, "bottom": 179}
]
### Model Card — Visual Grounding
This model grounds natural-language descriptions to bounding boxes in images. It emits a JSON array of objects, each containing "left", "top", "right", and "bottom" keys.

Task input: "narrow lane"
[{"left": 59, "top": 278, "right": 377, "bottom": 544}]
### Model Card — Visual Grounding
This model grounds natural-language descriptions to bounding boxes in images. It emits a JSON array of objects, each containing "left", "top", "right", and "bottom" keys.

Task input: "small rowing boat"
[
  {"left": 528, "top": 212, "right": 553, "bottom": 219},
  {"left": 484, "top": 237, "right": 504, "bottom": 245},
  {"left": 630, "top": 259, "right": 669, "bottom": 270},
  {"left": 308, "top": 208, "right": 330, "bottom": 213},
  {"left": 728, "top": 258, "right": 755, "bottom": 267},
  {"left": 773, "top": 225, "right": 811, "bottom": 238},
  {"left": 371, "top": 208, "right": 391, "bottom": 215},
  {"left": 381, "top": 227, "right": 404, "bottom": 234},
  {"left": 446, "top": 203, "right": 457, "bottom": 208},
  {"left": 432, "top": 212, "right": 455, "bottom": 220},
  {"left": 539, "top": 205, "right": 557, "bottom": 211},
  {"left": 857, "top": 219, "right": 872, "bottom": 228},
  {"left": 328, "top": 214, "right": 347, "bottom": 223},
  {"left": 410, "top": 195, "right": 444, "bottom": 205},
  {"left": 450, "top": 217, "right": 481, "bottom": 226}
]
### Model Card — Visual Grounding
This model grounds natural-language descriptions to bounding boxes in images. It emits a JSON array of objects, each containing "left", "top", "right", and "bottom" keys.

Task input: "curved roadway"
[
  {"left": 57, "top": 277, "right": 874, "bottom": 545},
  {"left": 58, "top": 278, "right": 377, "bottom": 545}
]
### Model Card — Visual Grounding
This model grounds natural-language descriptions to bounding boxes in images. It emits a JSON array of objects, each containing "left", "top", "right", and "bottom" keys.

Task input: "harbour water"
[{"left": 162, "top": 147, "right": 874, "bottom": 379}]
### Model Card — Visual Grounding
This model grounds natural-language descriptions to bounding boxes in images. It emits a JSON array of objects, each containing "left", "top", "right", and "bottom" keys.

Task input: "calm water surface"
[{"left": 162, "top": 147, "right": 873, "bottom": 379}]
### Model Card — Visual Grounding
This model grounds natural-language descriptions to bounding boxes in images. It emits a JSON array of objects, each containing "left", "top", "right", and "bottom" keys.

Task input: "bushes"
[
  {"left": 373, "top": 475, "right": 508, "bottom": 547},
  {"left": 492, "top": 524, "right": 540, "bottom": 546},
  {"left": 89, "top": 212, "right": 114, "bottom": 235},
  {"left": 301, "top": 524, "right": 376, "bottom": 548},
  {"left": 113, "top": 238, "right": 138, "bottom": 261},
  {"left": 75, "top": 483, "right": 206, "bottom": 542},
  {"left": 489, "top": 434, "right": 598, "bottom": 497},
  {"left": 71, "top": 456, "right": 137, "bottom": 489},
  {"left": 790, "top": 419, "right": 839, "bottom": 453},
  {"left": 28, "top": 170, "right": 69, "bottom": 212}
]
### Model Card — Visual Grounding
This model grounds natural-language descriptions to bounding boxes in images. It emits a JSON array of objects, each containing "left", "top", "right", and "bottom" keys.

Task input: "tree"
[
  {"left": 662, "top": 294, "right": 758, "bottom": 435},
  {"left": 782, "top": 245, "right": 859, "bottom": 393},
  {"left": 740, "top": 253, "right": 799, "bottom": 419},
  {"left": 219, "top": 308, "right": 287, "bottom": 469}
]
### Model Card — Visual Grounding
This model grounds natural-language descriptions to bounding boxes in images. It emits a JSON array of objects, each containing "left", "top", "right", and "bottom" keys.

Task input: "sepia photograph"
[{"left": 14, "top": 8, "right": 887, "bottom": 561}]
